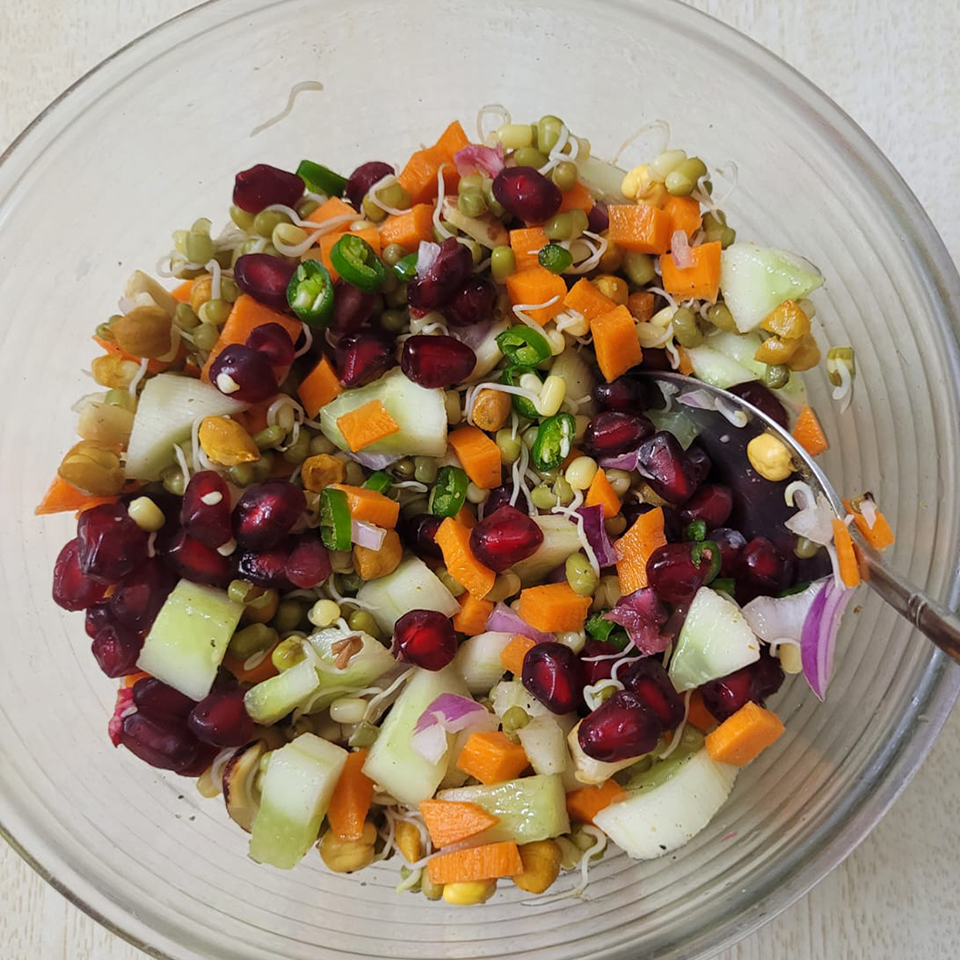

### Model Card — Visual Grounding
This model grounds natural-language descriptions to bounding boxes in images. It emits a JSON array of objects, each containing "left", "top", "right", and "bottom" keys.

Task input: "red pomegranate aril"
[
  {"left": 209, "top": 344, "right": 278, "bottom": 403},
  {"left": 480, "top": 485, "right": 514, "bottom": 520},
  {"left": 284, "top": 536, "right": 331, "bottom": 589},
  {"left": 86, "top": 604, "right": 144, "bottom": 677},
  {"left": 580, "top": 640, "right": 626, "bottom": 686},
  {"left": 233, "top": 481, "right": 306, "bottom": 550},
  {"left": 163, "top": 530, "right": 231, "bottom": 587},
  {"left": 401, "top": 335, "right": 477, "bottom": 388},
  {"left": 702, "top": 651, "right": 785, "bottom": 722},
  {"left": 712, "top": 527, "right": 747, "bottom": 577},
  {"left": 587, "top": 202, "right": 609, "bottom": 234},
  {"left": 737, "top": 537, "right": 793, "bottom": 597},
  {"left": 120, "top": 712, "right": 201, "bottom": 773},
  {"left": 394, "top": 609, "right": 457, "bottom": 671},
  {"left": 133, "top": 677, "right": 196, "bottom": 721},
  {"left": 584, "top": 411, "right": 654, "bottom": 458},
  {"left": 680, "top": 484, "right": 733, "bottom": 530},
  {"left": 189, "top": 687, "right": 256, "bottom": 747},
  {"left": 469, "top": 505, "right": 544, "bottom": 572},
  {"left": 235, "top": 545, "right": 293, "bottom": 589},
  {"left": 398, "top": 513, "right": 444, "bottom": 560},
  {"left": 729, "top": 381, "right": 789, "bottom": 429},
  {"left": 522, "top": 642, "right": 584, "bottom": 715},
  {"left": 233, "top": 163, "right": 304, "bottom": 213},
  {"left": 444, "top": 275, "right": 498, "bottom": 327},
  {"left": 181, "top": 471, "right": 232, "bottom": 549},
  {"left": 331, "top": 282, "right": 378, "bottom": 337},
  {"left": 246, "top": 322, "right": 296, "bottom": 369},
  {"left": 639, "top": 348, "right": 672, "bottom": 371},
  {"left": 52, "top": 538, "right": 110, "bottom": 611},
  {"left": 646, "top": 541, "right": 708, "bottom": 605},
  {"left": 686, "top": 444, "right": 712, "bottom": 488},
  {"left": 593, "top": 375, "right": 652, "bottom": 413},
  {"left": 407, "top": 238, "right": 473, "bottom": 311},
  {"left": 336, "top": 332, "right": 396, "bottom": 387},
  {"left": 76, "top": 503, "right": 150, "bottom": 584},
  {"left": 345, "top": 161, "right": 395, "bottom": 211},
  {"left": 753, "top": 649, "right": 786, "bottom": 700},
  {"left": 108, "top": 686, "right": 134, "bottom": 746},
  {"left": 109, "top": 559, "right": 177, "bottom": 631},
  {"left": 492, "top": 167, "right": 562, "bottom": 223},
  {"left": 233, "top": 253, "right": 298, "bottom": 311},
  {"left": 578, "top": 690, "right": 662, "bottom": 762},
  {"left": 617, "top": 657, "right": 684, "bottom": 730},
  {"left": 636, "top": 432, "right": 699, "bottom": 505}
]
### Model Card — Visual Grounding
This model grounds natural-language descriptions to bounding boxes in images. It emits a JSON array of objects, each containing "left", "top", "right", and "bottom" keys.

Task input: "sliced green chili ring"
[
  {"left": 296, "top": 160, "right": 347, "bottom": 198},
  {"left": 531, "top": 412, "right": 577, "bottom": 472},
  {"left": 711, "top": 577, "right": 736, "bottom": 598},
  {"left": 496, "top": 326, "right": 552, "bottom": 367},
  {"left": 501, "top": 365, "right": 542, "bottom": 419},
  {"left": 684, "top": 519, "right": 707, "bottom": 543},
  {"left": 329, "top": 234, "right": 385, "bottom": 292},
  {"left": 393, "top": 253, "right": 419, "bottom": 284},
  {"left": 538, "top": 242, "right": 574, "bottom": 274},
  {"left": 691, "top": 539, "right": 722, "bottom": 584},
  {"left": 779, "top": 580, "right": 812, "bottom": 598},
  {"left": 429, "top": 466, "right": 469, "bottom": 518},
  {"left": 584, "top": 614, "right": 628, "bottom": 650},
  {"left": 363, "top": 471, "right": 393, "bottom": 494},
  {"left": 320, "top": 488, "right": 352, "bottom": 551},
  {"left": 286, "top": 259, "right": 335, "bottom": 327}
]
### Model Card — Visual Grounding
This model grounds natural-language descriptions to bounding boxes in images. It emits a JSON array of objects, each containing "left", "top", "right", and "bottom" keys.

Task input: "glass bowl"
[{"left": 2, "top": 1, "right": 959, "bottom": 958}]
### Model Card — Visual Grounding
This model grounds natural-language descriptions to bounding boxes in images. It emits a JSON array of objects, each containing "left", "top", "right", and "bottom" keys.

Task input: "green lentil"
[
  {"left": 622, "top": 251, "right": 656, "bottom": 286},
  {"left": 228, "top": 623, "right": 279, "bottom": 659},
  {"left": 672, "top": 307, "right": 703, "bottom": 348},
  {"left": 253, "top": 424, "right": 286, "bottom": 450},
  {"left": 378, "top": 182, "right": 411, "bottom": 211},
  {"left": 501, "top": 706, "right": 531, "bottom": 732},
  {"left": 174, "top": 302, "right": 200, "bottom": 330},
  {"left": 513, "top": 147, "right": 548, "bottom": 169},
  {"left": 458, "top": 191, "right": 487, "bottom": 218},
  {"left": 186, "top": 229, "right": 215, "bottom": 265},
  {"left": 308, "top": 435, "right": 335, "bottom": 455},
  {"left": 794, "top": 536, "right": 820, "bottom": 559},
  {"left": 552, "top": 476, "right": 575, "bottom": 506},
  {"left": 536, "top": 115, "right": 564, "bottom": 154},
  {"left": 282, "top": 430, "right": 311, "bottom": 464},
  {"left": 665, "top": 157, "right": 708, "bottom": 197},
  {"left": 530, "top": 485, "right": 558, "bottom": 510},
  {"left": 496, "top": 428, "right": 522, "bottom": 464},
  {"left": 230, "top": 204, "right": 255, "bottom": 230},
  {"left": 458, "top": 174, "right": 484, "bottom": 194},
  {"left": 565, "top": 553, "right": 599, "bottom": 596},
  {"left": 361, "top": 195, "right": 388, "bottom": 223},
  {"left": 436, "top": 567, "right": 466, "bottom": 598},
  {"left": 296, "top": 198, "right": 319, "bottom": 219},
  {"left": 381, "top": 308, "right": 408, "bottom": 333},
  {"left": 228, "top": 462, "right": 256, "bottom": 487},
  {"left": 192, "top": 323, "right": 219, "bottom": 352},
  {"left": 198, "top": 298, "right": 231, "bottom": 325},
  {"left": 543, "top": 212, "right": 575, "bottom": 242},
  {"left": 253, "top": 209, "right": 291, "bottom": 238},
  {"left": 349, "top": 722, "right": 379, "bottom": 749},
  {"left": 551, "top": 161, "right": 579, "bottom": 191},
  {"left": 273, "top": 223, "right": 308, "bottom": 248},
  {"left": 104, "top": 388, "right": 136, "bottom": 410},
  {"left": 385, "top": 283, "right": 409, "bottom": 307},
  {"left": 393, "top": 458, "right": 416, "bottom": 479},
  {"left": 250, "top": 451, "right": 274, "bottom": 482},
  {"left": 273, "top": 599, "right": 305, "bottom": 633},
  {"left": 160, "top": 466, "right": 185, "bottom": 496},
  {"left": 271, "top": 636, "right": 306, "bottom": 671},
  {"left": 382, "top": 243, "right": 406, "bottom": 267},
  {"left": 763, "top": 363, "right": 791, "bottom": 389},
  {"left": 496, "top": 123, "right": 534, "bottom": 150},
  {"left": 490, "top": 246, "right": 516, "bottom": 283},
  {"left": 706, "top": 302, "right": 738, "bottom": 333},
  {"left": 348, "top": 609, "right": 381, "bottom": 641},
  {"left": 480, "top": 178, "right": 504, "bottom": 217},
  {"left": 414, "top": 457, "right": 438, "bottom": 484}
]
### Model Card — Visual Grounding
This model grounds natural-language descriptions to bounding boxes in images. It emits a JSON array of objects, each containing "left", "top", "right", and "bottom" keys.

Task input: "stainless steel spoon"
[{"left": 638, "top": 370, "right": 960, "bottom": 664}]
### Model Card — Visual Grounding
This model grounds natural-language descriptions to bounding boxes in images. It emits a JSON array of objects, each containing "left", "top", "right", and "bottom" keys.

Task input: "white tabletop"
[{"left": 2, "top": 2, "right": 958, "bottom": 958}]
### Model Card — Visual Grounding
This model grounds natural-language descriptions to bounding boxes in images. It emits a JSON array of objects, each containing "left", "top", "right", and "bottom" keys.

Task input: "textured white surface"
[{"left": 1, "top": 1, "right": 958, "bottom": 958}]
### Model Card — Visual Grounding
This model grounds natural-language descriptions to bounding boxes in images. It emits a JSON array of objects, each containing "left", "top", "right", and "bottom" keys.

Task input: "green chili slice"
[
  {"left": 538, "top": 243, "right": 573, "bottom": 274},
  {"left": 683, "top": 519, "right": 707, "bottom": 543},
  {"left": 329, "top": 234, "right": 385, "bottom": 292},
  {"left": 296, "top": 160, "right": 347, "bottom": 198},
  {"left": 531, "top": 412, "right": 577, "bottom": 471},
  {"left": 429, "top": 466, "right": 470, "bottom": 518},
  {"left": 711, "top": 577, "right": 736, "bottom": 598},
  {"left": 286, "top": 259, "right": 335, "bottom": 327},
  {"left": 501, "top": 365, "right": 542, "bottom": 419},
  {"left": 320, "top": 488, "right": 352, "bottom": 551},
  {"left": 691, "top": 539, "right": 721, "bottom": 584},
  {"left": 779, "top": 580, "right": 812, "bottom": 597},
  {"left": 496, "top": 326, "right": 552, "bottom": 367},
  {"left": 363, "top": 471, "right": 393, "bottom": 494},
  {"left": 393, "top": 253, "right": 419, "bottom": 284}
]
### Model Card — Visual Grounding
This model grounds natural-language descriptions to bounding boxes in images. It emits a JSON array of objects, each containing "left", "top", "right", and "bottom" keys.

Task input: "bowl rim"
[{"left": 2, "top": 1, "right": 959, "bottom": 958}]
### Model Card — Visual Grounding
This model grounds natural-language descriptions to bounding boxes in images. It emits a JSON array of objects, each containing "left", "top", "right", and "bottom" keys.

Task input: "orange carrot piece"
[
  {"left": 832, "top": 518, "right": 862, "bottom": 587},
  {"left": 93, "top": 335, "right": 173, "bottom": 375},
  {"left": 35, "top": 475, "right": 118, "bottom": 516},
  {"left": 509, "top": 227, "right": 548, "bottom": 272},
  {"left": 336, "top": 400, "right": 400, "bottom": 451},
  {"left": 607, "top": 204, "right": 672, "bottom": 254},
  {"left": 121, "top": 671, "right": 151, "bottom": 688},
  {"left": 435, "top": 517, "right": 495, "bottom": 599},
  {"left": 792, "top": 404, "right": 829, "bottom": 457},
  {"left": 705, "top": 701, "right": 785, "bottom": 766},
  {"left": 427, "top": 840, "right": 523, "bottom": 885},
  {"left": 398, "top": 149, "right": 442, "bottom": 206},
  {"left": 842, "top": 499, "right": 895, "bottom": 551},
  {"left": 615, "top": 507, "right": 666, "bottom": 594},
  {"left": 378, "top": 204, "right": 436, "bottom": 252},
  {"left": 557, "top": 181, "right": 595, "bottom": 214},
  {"left": 504, "top": 267, "right": 567, "bottom": 325},
  {"left": 563, "top": 278, "right": 617, "bottom": 321},
  {"left": 297, "top": 355, "right": 342, "bottom": 419},
  {"left": 328, "top": 749, "right": 375, "bottom": 841},
  {"left": 327, "top": 484, "right": 400, "bottom": 529},
  {"left": 419, "top": 799, "right": 501, "bottom": 848},
  {"left": 686, "top": 690, "right": 718, "bottom": 732},
  {"left": 172, "top": 280, "right": 194, "bottom": 303},
  {"left": 517, "top": 583, "right": 592, "bottom": 633},
  {"left": 584, "top": 469, "right": 622, "bottom": 518},
  {"left": 202, "top": 296, "right": 302, "bottom": 380},
  {"left": 453, "top": 593, "right": 495, "bottom": 637},
  {"left": 447, "top": 425, "right": 502, "bottom": 490},
  {"left": 659, "top": 242, "right": 722, "bottom": 302},
  {"left": 433, "top": 120, "right": 471, "bottom": 166},
  {"left": 222, "top": 643, "right": 280, "bottom": 685},
  {"left": 306, "top": 195, "right": 358, "bottom": 226},
  {"left": 662, "top": 195, "right": 702, "bottom": 239},
  {"left": 456, "top": 731, "right": 529, "bottom": 784},
  {"left": 565, "top": 779, "right": 626, "bottom": 824},
  {"left": 455, "top": 503, "right": 477, "bottom": 529},
  {"left": 499, "top": 634, "right": 536, "bottom": 676},
  {"left": 675, "top": 344, "right": 694, "bottom": 376},
  {"left": 591, "top": 304, "right": 643, "bottom": 382},
  {"left": 318, "top": 228, "right": 382, "bottom": 282}
]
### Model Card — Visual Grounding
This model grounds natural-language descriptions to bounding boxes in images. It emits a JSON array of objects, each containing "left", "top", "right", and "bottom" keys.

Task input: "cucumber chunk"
[{"left": 356, "top": 556, "right": 460, "bottom": 633}]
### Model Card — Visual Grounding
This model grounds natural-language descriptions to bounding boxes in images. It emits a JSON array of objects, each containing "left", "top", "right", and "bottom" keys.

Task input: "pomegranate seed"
[
  {"left": 401, "top": 335, "right": 476, "bottom": 388},
  {"left": 686, "top": 444, "right": 712, "bottom": 488},
  {"left": 120, "top": 712, "right": 201, "bottom": 773},
  {"left": 639, "top": 348, "right": 672, "bottom": 371},
  {"left": 636, "top": 432, "right": 701, "bottom": 505},
  {"left": 469, "top": 505, "right": 544, "bottom": 572},
  {"left": 617, "top": 658, "right": 684, "bottom": 730},
  {"left": 233, "top": 163, "right": 303, "bottom": 213},
  {"left": 235, "top": 544, "right": 293, "bottom": 589},
  {"left": 109, "top": 559, "right": 177, "bottom": 631},
  {"left": 189, "top": 687, "right": 256, "bottom": 747},
  {"left": 680, "top": 484, "right": 733, "bottom": 530},
  {"left": 284, "top": 536, "right": 331, "bottom": 588},
  {"left": 133, "top": 677, "right": 196, "bottom": 721},
  {"left": 578, "top": 690, "right": 662, "bottom": 762},
  {"left": 331, "top": 282, "right": 378, "bottom": 338},
  {"left": 646, "top": 541, "right": 709, "bottom": 604},
  {"left": 52, "top": 538, "right": 109, "bottom": 611},
  {"left": 729, "top": 381, "right": 788, "bottom": 429},
  {"left": 233, "top": 481, "right": 306, "bottom": 550},
  {"left": 246, "top": 322, "right": 296, "bottom": 369},
  {"left": 181, "top": 471, "right": 232, "bottom": 549},
  {"left": 397, "top": 513, "right": 443, "bottom": 561},
  {"left": 753, "top": 649, "right": 786, "bottom": 699},
  {"left": 737, "top": 537, "right": 793, "bottom": 601},
  {"left": 86, "top": 604, "right": 144, "bottom": 677},
  {"left": 584, "top": 411, "right": 654, "bottom": 458},
  {"left": 580, "top": 640, "right": 625, "bottom": 686},
  {"left": 587, "top": 203, "right": 609, "bottom": 234},
  {"left": 522, "top": 642, "right": 584, "bottom": 714},
  {"left": 492, "top": 167, "right": 562, "bottom": 223},
  {"left": 76, "top": 503, "right": 150, "bottom": 584},
  {"left": 712, "top": 527, "right": 747, "bottom": 577},
  {"left": 162, "top": 530, "right": 231, "bottom": 587},
  {"left": 336, "top": 332, "right": 396, "bottom": 387},
  {"left": 479, "top": 485, "right": 515, "bottom": 520},
  {"left": 345, "top": 161, "right": 395, "bottom": 211},
  {"left": 209, "top": 344, "right": 278, "bottom": 403},
  {"left": 593, "top": 375, "right": 652, "bottom": 412},
  {"left": 394, "top": 609, "right": 457, "bottom": 671},
  {"left": 407, "top": 238, "right": 473, "bottom": 311},
  {"left": 444, "top": 275, "right": 498, "bottom": 327},
  {"left": 108, "top": 687, "right": 134, "bottom": 746},
  {"left": 233, "top": 253, "right": 298, "bottom": 311},
  {"left": 701, "top": 653, "right": 784, "bottom": 721}
]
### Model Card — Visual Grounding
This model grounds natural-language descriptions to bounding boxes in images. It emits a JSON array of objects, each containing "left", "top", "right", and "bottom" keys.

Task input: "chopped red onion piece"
[
  {"left": 346, "top": 450, "right": 401, "bottom": 470},
  {"left": 671, "top": 230, "right": 694, "bottom": 269},
  {"left": 602, "top": 588, "right": 670, "bottom": 654},
  {"left": 351, "top": 520, "right": 386, "bottom": 551},
  {"left": 454, "top": 142, "right": 506, "bottom": 178},
  {"left": 450, "top": 319, "right": 494, "bottom": 350},
  {"left": 800, "top": 579, "right": 853, "bottom": 700},
  {"left": 678, "top": 389, "right": 718, "bottom": 411},
  {"left": 575, "top": 504, "right": 618, "bottom": 567},
  {"left": 485, "top": 602, "right": 554, "bottom": 644},
  {"left": 411, "top": 693, "right": 497, "bottom": 763},
  {"left": 416, "top": 241, "right": 441, "bottom": 279},
  {"left": 742, "top": 580, "right": 825, "bottom": 644}
]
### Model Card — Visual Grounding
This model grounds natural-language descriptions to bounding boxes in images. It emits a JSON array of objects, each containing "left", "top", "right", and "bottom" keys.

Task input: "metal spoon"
[{"left": 638, "top": 370, "right": 960, "bottom": 664}]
